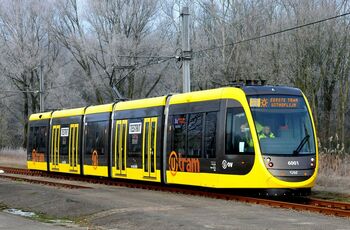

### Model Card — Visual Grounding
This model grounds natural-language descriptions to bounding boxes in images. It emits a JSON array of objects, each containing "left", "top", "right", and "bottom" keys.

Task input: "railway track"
[
  {"left": 0, "top": 174, "right": 91, "bottom": 189},
  {"left": 0, "top": 166, "right": 91, "bottom": 189},
  {"left": 0, "top": 166, "right": 349, "bottom": 218}
]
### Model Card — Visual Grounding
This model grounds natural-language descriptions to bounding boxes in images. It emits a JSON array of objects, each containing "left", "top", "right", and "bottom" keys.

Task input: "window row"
[
  {"left": 171, "top": 112, "right": 217, "bottom": 158},
  {"left": 84, "top": 121, "right": 109, "bottom": 165},
  {"left": 28, "top": 126, "right": 48, "bottom": 160},
  {"left": 225, "top": 107, "right": 254, "bottom": 155}
]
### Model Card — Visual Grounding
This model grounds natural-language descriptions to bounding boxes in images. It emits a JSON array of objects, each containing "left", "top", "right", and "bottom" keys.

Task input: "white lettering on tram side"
[{"left": 222, "top": 160, "right": 233, "bottom": 169}]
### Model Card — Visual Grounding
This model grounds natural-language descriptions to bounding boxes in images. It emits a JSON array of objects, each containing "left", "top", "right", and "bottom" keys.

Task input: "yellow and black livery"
[
  {"left": 27, "top": 85, "right": 318, "bottom": 195},
  {"left": 49, "top": 107, "right": 85, "bottom": 174},
  {"left": 27, "top": 112, "right": 52, "bottom": 171},
  {"left": 82, "top": 103, "right": 113, "bottom": 177},
  {"left": 110, "top": 96, "right": 166, "bottom": 182}
]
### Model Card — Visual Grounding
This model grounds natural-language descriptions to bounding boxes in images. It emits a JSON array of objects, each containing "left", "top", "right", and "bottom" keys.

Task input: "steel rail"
[
  {"left": 0, "top": 166, "right": 349, "bottom": 217},
  {"left": 0, "top": 174, "right": 91, "bottom": 189}
]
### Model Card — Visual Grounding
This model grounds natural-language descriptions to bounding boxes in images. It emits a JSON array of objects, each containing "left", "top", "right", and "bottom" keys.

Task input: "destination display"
[{"left": 249, "top": 96, "right": 303, "bottom": 109}]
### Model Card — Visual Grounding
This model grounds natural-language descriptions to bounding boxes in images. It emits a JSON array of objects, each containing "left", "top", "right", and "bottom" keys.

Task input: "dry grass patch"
[
  {"left": 315, "top": 135, "right": 350, "bottom": 194},
  {"left": 318, "top": 153, "right": 350, "bottom": 177},
  {"left": 316, "top": 152, "right": 350, "bottom": 194},
  {"left": 0, "top": 148, "right": 26, "bottom": 168}
]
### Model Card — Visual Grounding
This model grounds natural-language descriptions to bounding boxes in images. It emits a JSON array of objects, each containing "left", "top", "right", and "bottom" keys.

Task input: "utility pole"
[
  {"left": 39, "top": 62, "right": 44, "bottom": 112},
  {"left": 181, "top": 7, "right": 191, "bottom": 93}
]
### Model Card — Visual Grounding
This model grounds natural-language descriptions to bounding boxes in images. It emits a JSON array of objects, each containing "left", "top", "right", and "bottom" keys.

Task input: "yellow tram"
[{"left": 27, "top": 86, "right": 318, "bottom": 194}]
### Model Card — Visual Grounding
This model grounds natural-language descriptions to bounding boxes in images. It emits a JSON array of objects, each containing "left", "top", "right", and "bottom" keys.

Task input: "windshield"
[{"left": 248, "top": 95, "right": 316, "bottom": 155}]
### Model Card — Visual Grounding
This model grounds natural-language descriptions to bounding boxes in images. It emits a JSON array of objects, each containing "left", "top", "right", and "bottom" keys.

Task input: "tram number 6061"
[{"left": 287, "top": 161, "right": 299, "bottom": 166}]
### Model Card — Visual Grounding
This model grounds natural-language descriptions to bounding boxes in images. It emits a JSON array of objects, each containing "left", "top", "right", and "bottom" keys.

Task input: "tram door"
[
  {"left": 114, "top": 120, "right": 127, "bottom": 175},
  {"left": 143, "top": 117, "right": 157, "bottom": 178},
  {"left": 51, "top": 125, "right": 60, "bottom": 170},
  {"left": 69, "top": 124, "right": 79, "bottom": 172}
]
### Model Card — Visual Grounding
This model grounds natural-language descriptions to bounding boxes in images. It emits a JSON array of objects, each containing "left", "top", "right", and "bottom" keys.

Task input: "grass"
[
  {"left": 315, "top": 156, "right": 350, "bottom": 197},
  {"left": 31, "top": 212, "right": 74, "bottom": 225},
  {"left": 0, "top": 203, "right": 8, "bottom": 211},
  {"left": 0, "top": 147, "right": 26, "bottom": 168},
  {"left": 0, "top": 201, "right": 78, "bottom": 227},
  {"left": 315, "top": 136, "right": 350, "bottom": 197},
  {"left": 318, "top": 152, "right": 350, "bottom": 177},
  {"left": 311, "top": 190, "right": 350, "bottom": 202},
  {"left": 318, "top": 135, "right": 349, "bottom": 176},
  {"left": 2, "top": 206, "right": 78, "bottom": 227}
]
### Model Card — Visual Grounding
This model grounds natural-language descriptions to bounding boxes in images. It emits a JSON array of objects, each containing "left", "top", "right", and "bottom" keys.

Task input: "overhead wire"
[
  {"left": 117, "top": 55, "right": 174, "bottom": 59},
  {"left": 0, "top": 94, "right": 18, "bottom": 100},
  {"left": 113, "top": 57, "right": 173, "bottom": 86},
  {"left": 0, "top": 90, "right": 39, "bottom": 93},
  {"left": 193, "top": 11, "right": 350, "bottom": 55}
]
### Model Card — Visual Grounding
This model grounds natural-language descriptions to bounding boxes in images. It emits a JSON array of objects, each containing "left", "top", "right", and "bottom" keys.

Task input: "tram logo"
[
  {"left": 168, "top": 151, "right": 200, "bottom": 176},
  {"left": 222, "top": 160, "right": 233, "bottom": 169}
]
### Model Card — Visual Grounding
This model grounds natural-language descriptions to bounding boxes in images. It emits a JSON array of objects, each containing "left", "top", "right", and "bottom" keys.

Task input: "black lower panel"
[{"left": 274, "top": 176, "right": 311, "bottom": 182}]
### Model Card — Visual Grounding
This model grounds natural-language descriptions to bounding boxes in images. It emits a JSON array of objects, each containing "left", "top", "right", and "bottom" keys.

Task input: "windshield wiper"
[{"left": 293, "top": 135, "right": 310, "bottom": 155}]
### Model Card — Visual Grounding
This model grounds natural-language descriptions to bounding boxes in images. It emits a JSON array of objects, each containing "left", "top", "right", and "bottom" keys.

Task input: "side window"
[
  {"left": 28, "top": 127, "right": 35, "bottom": 160},
  {"left": 226, "top": 107, "right": 254, "bottom": 155},
  {"left": 60, "top": 126, "right": 69, "bottom": 156},
  {"left": 204, "top": 112, "right": 217, "bottom": 158},
  {"left": 96, "top": 121, "right": 108, "bottom": 156},
  {"left": 29, "top": 127, "right": 36, "bottom": 149},
  {"left": 38, "top": 126, "right": 48, "bottom": 153},
  {"left": 85, "top": 121, "right": 108, "bottom": 164},
  {"left": 187, "top": 113, "right": 203, "bottom": 158},
  {"left": 173, "top": 114, "right": 187, "bottom": 157},
  {"left": 28, "top": 126, "right": 48, "bottom": 161},
  {"left": 33, "top": 127, "right": 40, "bottom": 149},
  {"left": 128, "top": 119, "right": 142, "bottom": 157}
]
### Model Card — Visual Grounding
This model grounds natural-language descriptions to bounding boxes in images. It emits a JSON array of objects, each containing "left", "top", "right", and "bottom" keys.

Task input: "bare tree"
[
  {"left": 51, "top": 0, "right": 104, "bottom": 103},
  {"left": 0, "top": 0, "right": 60, "bottom": 147},
  {"left": 86, "top": 0, "right": 165, "bottom": 99},
  {"left": 0, "top": 0, "right": 349, "bottom": 151}
]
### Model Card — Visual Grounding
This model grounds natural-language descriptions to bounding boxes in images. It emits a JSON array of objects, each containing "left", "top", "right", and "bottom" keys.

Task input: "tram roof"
[
  {"left": 52, "top": 107, "right": 86, "bottom": 118},
  {"left": 242, "top": 86, "right": 302, "bottom": 96},
  {"left": 169, "top": 87, "right": 245, "bottom": 105},
  {"left": 29, "top": 112, "right": 52, "bottom": 121},
  {"left": 85, "top": 103, "right": 113, "bottom": 114},
  {"left": 114, "top": 96, "right": 167, "bottom": 111}
]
